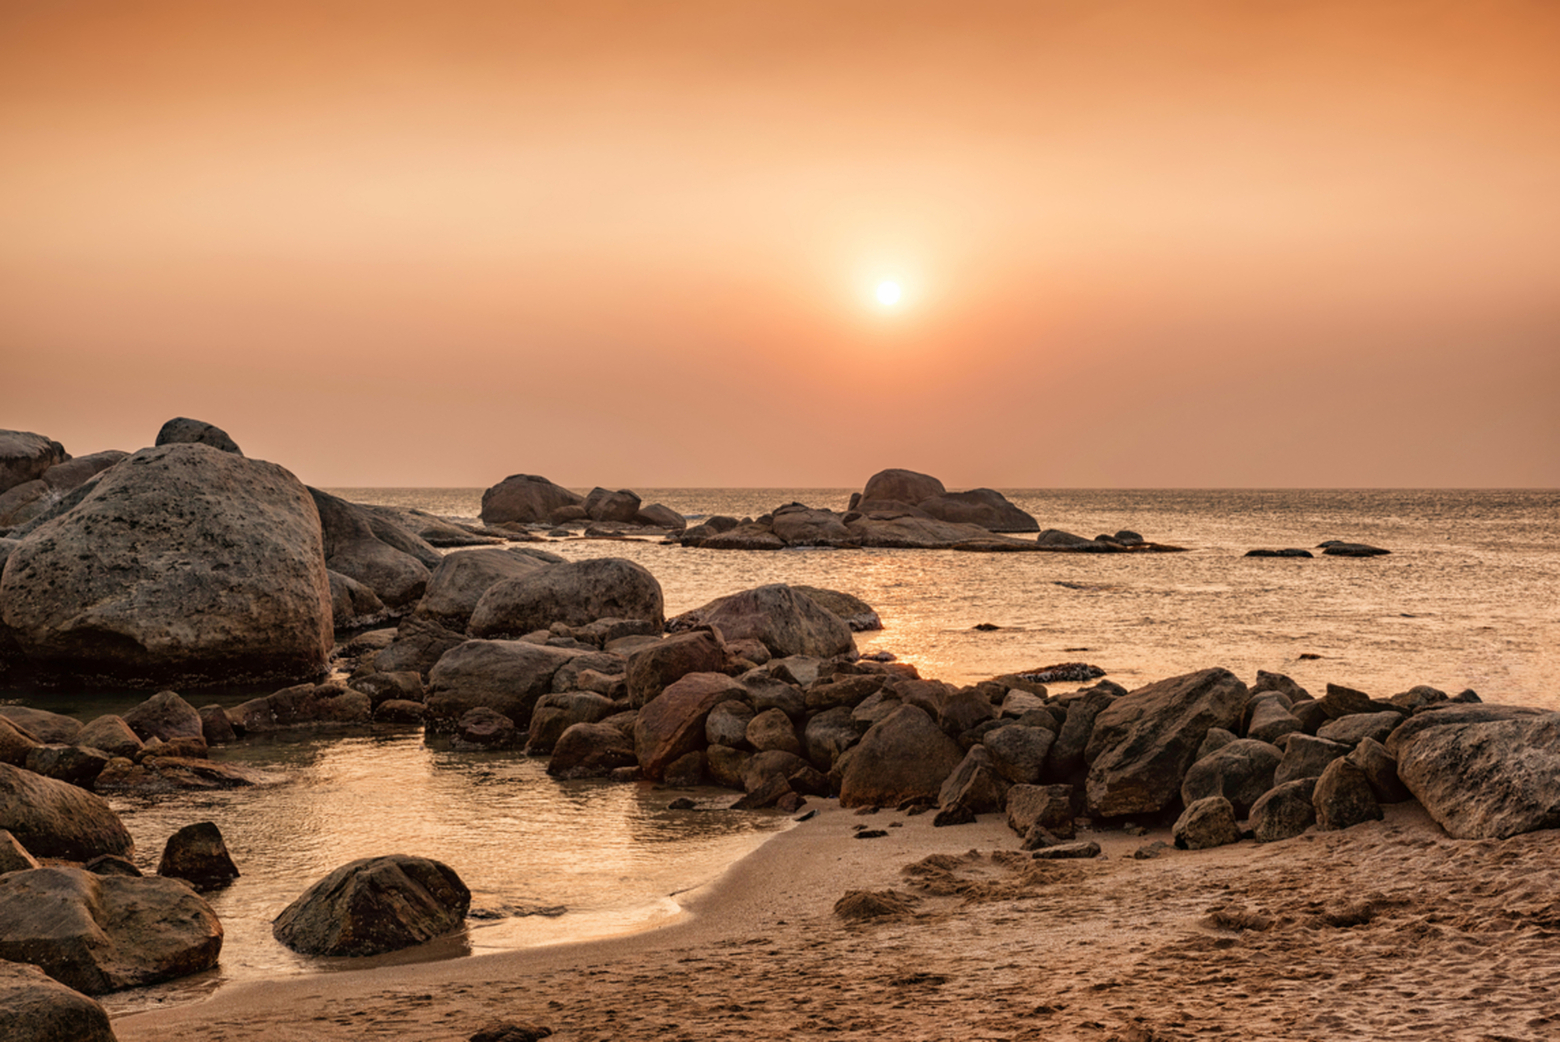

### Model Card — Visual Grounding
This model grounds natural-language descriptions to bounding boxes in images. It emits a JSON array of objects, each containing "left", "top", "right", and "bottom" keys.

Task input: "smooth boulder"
[
  {"left": 425, "top": 640, "right": 581, "bottom": 729},
  {"left": 273, "top": 855, "right": 470, "bottom": 957},
  {"left": 468, "top": 558, "right": 664, "bottom": 638},
  {"left": 634, "top": 673, "right": 747, "bottom": 781},
  {"left": 0, "top": 764, "right": 133, "bottom": 861},
  {"left": 414, "top": 547, "right": 554, "bottom": 629},
  {"left": 0, "top": 444, "right": 333, "bottom": 687},
  {"left": 0, "top": 958, "right": 117, "bottom": 1042},
  {"left": 479, "top": 474, "right": 584, "bottom": 525},
  {"left": 691, "top": 584, "right": 855, "bottom": 659},
  {"left": 838, "top": 705, "right": 965, "bottom": 808},
  {"left": 0, "top": 868, "right": 221, "bottom": 994},
  {"left": 157, "top": 822, "right": 240, "bottom": 889}
]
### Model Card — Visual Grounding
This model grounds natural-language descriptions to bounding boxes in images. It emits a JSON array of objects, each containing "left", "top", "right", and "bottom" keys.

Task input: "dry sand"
[{"left": 115, "top": 801, "right": 1560, "bottom": 1042}]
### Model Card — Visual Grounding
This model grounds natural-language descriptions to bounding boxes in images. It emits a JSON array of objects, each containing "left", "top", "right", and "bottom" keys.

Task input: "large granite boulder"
[
  {"left": 154, "top": 417, "right": 242, "bottom": 455},
  {"left": 425, "top": 640, "right": 581, "bottom": 728},
  {"left": 327, "top": 571, "right": 389, "bottom": 630},
  {"left": 414, "top": 547, "right": 556, "bottom": 629},
  {"left": 858, "top": 468, "right": 946, "bottom": 506},
  {"left": 0, "top": 764, "right": 133, "bottom": 861},
  {"left": 467, "top": 558, "right": 664, "bottom": 638},
  {"left": 845, "top": 512, "right": 1034, "bottom": 550},
  {"left": 838, "top": 704, "right": 965, "bottom": 808},
  {"left": 917, "top": 488, "right": 1038, "bottom": 533},
  {"left": 479, "top": 474, "right": 583, "bottom": 525},
  {"left": 1274, "top": 734, "right": 1350, "bottom": 786},
  {"left": 0, "top": 958, "right": 117, "bottom": 1042},
  {"left": 688, "top": 584, "right": 854, "bottom": 659},
  {"left": 0, "top": 431, "right": 68, "bottom": 496},
  {"left": 1084, "top": 668, "right": 1250, "bottom": 818},
  {"left": 0, "top": 719, "right": 39, "bottom": 767},
  {"left": 582, "top": 487, "right": 641, "bottom": 523},
  {"left": 0, "top": 451, "right": 128, "bottom": 529},
  {"left": 309, "top": 488, "right": 437, "bottom": 609},
  {"left": 374, "top": 614, "right": 469, "bottom": 677},
  {"left": 634, "top": 672, "right": 746, "bottom": 781},
  {"left": 1180, "top": 738, "right": 1282, "bottom": 815},
  {"left": 227, "top": 681, "right": 371, "bottom": 734},
  {"left": 272, "top": 855, "right": 470, "bottom": 957},
  {"left": 1393, "top": 710, "right": 1560, "bottom": 839},
  {"left": 0, "top": 444, "right": 333, "bottom": 687},
  {"left": 790, "top": 586, "right": 882, "bottom": 631},
  {"left": 769, "top": 506, "right": 856, "bottom": 548},
  {"left": 0, "top": 707, "right": 80, "bottom": 745},
  {"left": 0, "top": 868, "right": 221, "bottom": 994}
]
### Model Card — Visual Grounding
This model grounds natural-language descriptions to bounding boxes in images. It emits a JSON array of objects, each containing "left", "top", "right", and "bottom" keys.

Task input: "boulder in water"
[
  {"left": 272, "top": 855, "right": 470, "bottom": 957},
  {"left": 467, "top": 558, "right": 664, "bottom": 639},
  {"left": 156, "top": 821, "right": 239, "bottom": 890},
  {"left": 0, "top": 763, "right": 133, "bottom": 861},
  {"left": 479, "top": 474, "right": 583, "bottom": 526}
]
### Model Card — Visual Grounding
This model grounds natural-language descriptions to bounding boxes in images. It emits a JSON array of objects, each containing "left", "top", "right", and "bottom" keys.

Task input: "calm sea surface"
[{"left": 12, "top": 487, "right": 1554, "bottom": 1011}]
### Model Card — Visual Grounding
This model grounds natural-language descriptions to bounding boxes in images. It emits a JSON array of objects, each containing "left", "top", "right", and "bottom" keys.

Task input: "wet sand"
[{"left": 115, "top": 801, "right": 1560, "bottom": 1042}]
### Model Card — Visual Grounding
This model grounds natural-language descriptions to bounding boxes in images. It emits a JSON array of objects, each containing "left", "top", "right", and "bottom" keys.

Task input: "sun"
[{"left": 875, "top": 280, "right": 902, "bottom": 306}]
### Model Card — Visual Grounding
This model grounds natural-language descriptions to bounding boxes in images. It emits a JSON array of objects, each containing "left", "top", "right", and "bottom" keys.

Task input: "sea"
[{"left": 9, "top": 487, "right": 1556, "bottom": 1013}]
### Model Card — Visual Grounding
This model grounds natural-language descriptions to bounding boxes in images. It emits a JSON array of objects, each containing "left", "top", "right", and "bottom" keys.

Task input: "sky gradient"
[{"left": 3, "top": 0, "right": 1557, "bottom": 488}]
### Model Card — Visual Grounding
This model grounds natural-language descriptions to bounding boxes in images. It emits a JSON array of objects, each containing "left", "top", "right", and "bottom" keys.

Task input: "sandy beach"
[{"left": 113, "top": 800, "right": 1560, "bottom": 1042}]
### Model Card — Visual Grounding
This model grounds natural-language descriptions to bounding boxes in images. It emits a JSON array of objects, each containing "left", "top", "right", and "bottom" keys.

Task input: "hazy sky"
[{"left": 3, "top": 1, "right": 1556, "bottom": 488}]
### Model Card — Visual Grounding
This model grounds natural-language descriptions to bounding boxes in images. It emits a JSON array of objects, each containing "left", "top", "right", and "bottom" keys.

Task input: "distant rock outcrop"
[
  {"left": 0, "top": 430, "right": 68, "bottom": 496},
  {"left": 479, "top": 475, "right": 583, "bottom": 525},
  {"left": 850, "top": 468, "right": 1039, "bottom": 533}
]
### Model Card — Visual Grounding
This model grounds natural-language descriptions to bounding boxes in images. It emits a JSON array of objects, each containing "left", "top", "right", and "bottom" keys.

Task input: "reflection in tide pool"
[{"left": 99, "top": 730, "right": 789, "bottom": 1013}]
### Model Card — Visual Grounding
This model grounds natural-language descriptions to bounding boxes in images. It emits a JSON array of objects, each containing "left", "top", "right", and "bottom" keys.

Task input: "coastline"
[{"left": 113, "top": 799, "right": 1560, "bottom": 1042}]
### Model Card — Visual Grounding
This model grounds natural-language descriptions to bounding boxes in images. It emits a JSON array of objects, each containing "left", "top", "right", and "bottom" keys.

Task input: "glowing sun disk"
[{"left": 876, "top": 280, "right": 902, "bottom": 305}]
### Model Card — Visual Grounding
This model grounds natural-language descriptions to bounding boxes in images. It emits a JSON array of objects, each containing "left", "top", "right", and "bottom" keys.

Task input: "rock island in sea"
[{"left": 1, "top": 421, "right": 1558, "bottom": 1041}]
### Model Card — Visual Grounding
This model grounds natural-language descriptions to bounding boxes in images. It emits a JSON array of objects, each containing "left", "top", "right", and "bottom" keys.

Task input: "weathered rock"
[
  {"left": 1249, "top": 778, "right": 1319, "bottom": 843},
  {"left": 0, "top": 430, "right": 68, "bottom": 495},
  {"left": 938, "top": 746, "right": 1010, "bottom": 814},
  {"left": 122, "top": 691, "right": 203, "bottom": 744},
  {"left": 1273, "top": 734, "right": 1351, "bottom": 786},
  {"left": 1393, "top": 711, "right": 1560, "bottom": 839},
  {"left": 328, "top": 570, "right": 390, "bottom": 630},
  {"left": 807, "top": 674, "right": 887, "bottom": 714},
  {"left": 310, "top": 488, "right": 434, "bottom": 609},
  {"left": 0, "top": 764, "right": 132, "bottom": 861},
  {"left": 1180, "top": 739, "right": 1282, "bottom": 815},
  {"left": 803, "top": 706, "right": 864, "bottom": 771},
  {"left": 839, "top": 705, "right": 966, "bottom": 809},
  {"left": 82, "top": 855, "right": 140, "bottom": 878},
  {"left": 348, "top": 670, "right": 425, "bottom": 707},
  {"left": 92, "top": 756, "right": 272, "bottom": 795},
  {"left": 633, "top": 503, "right": 685, "bottom": 530},
  {"left": 1382, "top": 703, "right": 1548, "bottom": 758},
  {"left": 375, "top": 615, "right": 470, "bottom": 677},
  {"left": 581, "top": 487, "right": 641, "bottom": 523},
  {"left": 625, "top": 630, "right": 727, "bottom": 708},
  {"left": 745, "top": 707, "right": 802, "bottom": 756},
  {"left": 374, "top": 699, "right": 427, "bottom": 724},
  {"left": 0, "top": 957, "right": 118, "bottom": 1042},
  {"left": 547, "top": 722, "right": 638, "bottom": 780},
  {"left": 469, "top": 558, "right": 663, "bottom": 639},
  {"left": 1084, "top": 668, "right": 1251, "bottom": 817},
  {"left": 1195, "top": 726, "right": 1239, "bottom": 762},
  {"left": 848, "top": 512, "right": 1033, "bottom": 550},
  {"left": 24, "top": 745, "right": 109, "bottom": 787},
  {"left": 452, "top": 707, "right": 522, "bottom": 750},
  {"left": 228, "top": 682, "right": 371, "bottom": 733},
  {"left": 1321, "top": 683, "right": 1376, "bottom": 718},
  {"left": 743, "top": 750, "right": 828, "bottom": 797},
  {"left": 1388, "top": 685, "right": 1448, "bottom": 712},
  {"left": 938, "top": 690, "right": 996, "bottom": 738},
  {"left": 526, "top": 692, "right": 616, "bottom": 754},
  {"left": 1345, "top": 737, "right": 1412, "bottom": 804},
  {"left": 1005, "top": 783, "right": 1076, "bottom": 840},
  {"left": 0, "top": 867, "right": 221, "bottom": 994},
  {"left": 1030, "top": 841, "right": 1101, "bottom": 859},
  {"left": 154, "top": 417, "right": 241, "bottom": 455},
  {"left": 1316, "top": 710, "right": 1403, "bottom": 748},
  {"left": 415, "top": 547, "right": 552, "bottom": 630},
  {"left": 479, "top": 475, "right": 584, "bottom": 525},
  {"left": 982, "top": 725, "right": 1055, "bottom": 785},
  {"left": 0, "top": 718, "right": 42, "bottom": 767},
  {"left": 1251, "top": 670, "right": 1310, "bottom": 702},
  {"left": 425, "top": 640, "right": 581, "bottom": 729},
  {"left": 0, "top": 707, "right": 81, "bottom": 745},
  {"left": 634, "top": 673, "right": 747, "bottom": 781},
  {"left": 0, "top": 445, "right": 332, "bottom": 687},
  {"left": 1047, "top": 686, "right": 1115, "bottom": 780},
  {"left": 766, "top": 506, "right": 856, "bottom": 548},
  {"left": 1319, "top": 541, "right": 1390, "bottom": 557},
  {"left": 1313, "top": 758, "right": 1382, "bottom": 830},
  {"left": 704, "top": 701, "right": 755, "bottom": 749},
  {"left": 0, "top": 830, "right": 41, "bottom": 873},
  {"left": 157, "top": 822, "right": 239, "bottom": 889},
  {"left": 789, "top": 586, "right": 882, "bottom": 631},
  {"left": 73, "top": 717, "right": 143, "bottom": 761},
  {"left": 688, "top": 585, "right": 855, "bottom": 659},
  {"left": 1246, "top": 696, "right": 1303, "bottom": 744},
  {"left": 272, "top": 855, "right": 470, "bottom": 957},
  {"left": 1173, "top": 797, "right": 1241, "bottom": 850}
]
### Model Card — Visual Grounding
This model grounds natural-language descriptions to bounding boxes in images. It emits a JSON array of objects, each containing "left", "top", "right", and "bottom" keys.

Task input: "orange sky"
[{"left": 2, "top": 0, "right": 1557, "bottom": 488}]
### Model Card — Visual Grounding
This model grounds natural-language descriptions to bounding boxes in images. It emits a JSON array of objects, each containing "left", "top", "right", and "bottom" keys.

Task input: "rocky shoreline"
[{"left": 0, "top": 420, "right": 1553, "bottom": 1040}]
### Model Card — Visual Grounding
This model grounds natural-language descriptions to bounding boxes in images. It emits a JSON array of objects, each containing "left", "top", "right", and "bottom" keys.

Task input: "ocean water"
[
  {"left": 353, "top": 487, "right": 1560, "bottom": 710},
  {"left": 13, "top": 487, "right": 1556, "bottom": 1011}
]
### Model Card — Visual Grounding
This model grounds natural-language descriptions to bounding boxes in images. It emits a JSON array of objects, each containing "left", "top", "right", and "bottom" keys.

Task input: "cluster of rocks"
[
  {"left": 479, "top": 474, "right": 686, "bottom": 535},
  {"left": 1245, "top": 540, "right": 1392, "bottom": 559}
]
